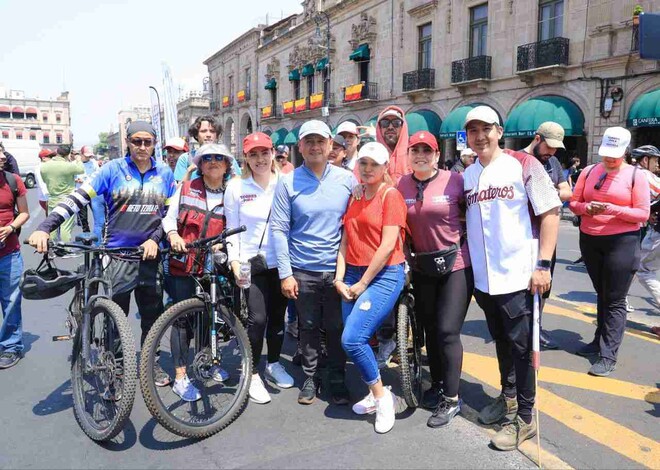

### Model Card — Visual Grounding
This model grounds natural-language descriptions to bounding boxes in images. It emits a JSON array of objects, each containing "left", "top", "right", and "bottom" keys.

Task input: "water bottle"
[{"left": 238, "top": 261, "right": 251, "bottom": 289}]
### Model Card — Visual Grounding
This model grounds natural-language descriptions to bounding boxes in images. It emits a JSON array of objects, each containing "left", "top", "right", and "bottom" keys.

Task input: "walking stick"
[{"left": 532, "top": 293, "right": 542, "bottom": 469}]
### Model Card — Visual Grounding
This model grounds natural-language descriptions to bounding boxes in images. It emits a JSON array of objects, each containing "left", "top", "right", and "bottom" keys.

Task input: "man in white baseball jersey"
[{"left": 463, "top": 106, "right": 561, "bottom": 451}]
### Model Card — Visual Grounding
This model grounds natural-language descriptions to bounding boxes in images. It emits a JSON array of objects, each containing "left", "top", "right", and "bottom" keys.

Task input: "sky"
[{"left": 0, "top": 0, "right": 303, "bottom": 146}]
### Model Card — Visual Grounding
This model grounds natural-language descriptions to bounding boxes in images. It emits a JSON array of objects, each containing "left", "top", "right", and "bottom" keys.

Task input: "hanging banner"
[
  {"left": 161, "top": 62, "right": 179, "bottom": 141},
  {"left": 149, "top": 87, "right": 163, "bottom": 163}
]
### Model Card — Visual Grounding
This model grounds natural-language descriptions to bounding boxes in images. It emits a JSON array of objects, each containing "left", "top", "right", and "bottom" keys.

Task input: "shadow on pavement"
[
  {"left": 99, "top": 418, "right": 137, "bottom": 451},
  {"left": 21, "top": 331, "right": 40, "bottom": 354},
  {"left": 32, "top": 380, "right": 73, "bottom": 416},
  {"left": 461, "top": 319, "right": 494, "bottom": 342},
  {"left": 138, "top": 416, "right": 199, "bottom": 450},
  {"left": 557, "top": 290, "right": 597, "bottom": 304},
  {"left": 541, "top": 328, "right": 588, "bottom": 354}
]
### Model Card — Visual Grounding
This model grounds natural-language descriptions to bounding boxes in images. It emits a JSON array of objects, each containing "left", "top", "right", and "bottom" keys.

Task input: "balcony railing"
[
  {"left": 451, "top": 56, "right": 492, "bottom": 83},
  {"left": 342, "top": 82, "right": 378, "bottom": 103},
  {"left": 517, "top": 37, "right": 569, "bottom": 72},
  {"left": 402, "top": 69, "right": 435, "bottom": 92}
]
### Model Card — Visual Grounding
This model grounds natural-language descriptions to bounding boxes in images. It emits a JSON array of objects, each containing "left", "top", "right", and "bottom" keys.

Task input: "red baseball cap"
[
  {"left": 408, "top": 131, "right": 438, "bottom": 152},
  {"left": 39, "top": 148, "right": 56, "bottom": 159},
  {"left": 243, "top": 132, "right": 273, "bottom": 154}
]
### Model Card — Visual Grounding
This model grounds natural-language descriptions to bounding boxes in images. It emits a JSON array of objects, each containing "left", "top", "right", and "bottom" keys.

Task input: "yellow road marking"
[{"left": 463, "top": 352, "right": 660, "bottom": 468}]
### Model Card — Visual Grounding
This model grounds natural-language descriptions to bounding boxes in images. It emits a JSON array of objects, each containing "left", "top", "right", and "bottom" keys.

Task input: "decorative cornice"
[
  {"left": 265, "top": 57, "right": 280, "bottom": 80},
  {"left": 349, "top": 12, "right": 377, "bottom": 49},
  {"left": 407, "top": 0, "right": 438, "bottom": 18}
]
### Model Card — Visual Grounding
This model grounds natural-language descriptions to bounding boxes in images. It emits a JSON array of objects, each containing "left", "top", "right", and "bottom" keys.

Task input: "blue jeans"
[
  {"left": 0, "top": 251, "right": 24, "bottom": 353},
  {"left": 341, "top": 264, "right": 404, "bottom": 385}
]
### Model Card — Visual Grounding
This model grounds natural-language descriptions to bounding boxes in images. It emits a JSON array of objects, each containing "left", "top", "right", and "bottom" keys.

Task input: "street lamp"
[
  {"left": 148, "top": 85, "right": 165, "bottom": 140},
  {"left": 313, "top": 11, "right": 331, "bottom": 111}
]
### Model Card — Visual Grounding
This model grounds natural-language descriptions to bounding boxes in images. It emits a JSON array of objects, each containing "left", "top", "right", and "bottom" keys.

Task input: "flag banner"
[
  {"left": 310, "top": 93, "right": 324, "bottom": 109},
  {"left": 261, "top": 106, "right": 272, "bottom": 118},
  {"left": 149, "top": 88, "right": 163, "bottom": 163},
  {"left": 294, "top": 98, "right": 307, "bottom": 112},
  {"left": 161, "top": 63, "right": 179, "bottom": 141},
  {"left": 238, "top": 90, "right": 246, "bottom": 102},
  {"left": 283, "top": 100, "right": 294, "bottom": 114},
  {"left": 222, "top": 96, "right": 230, "bottom": 107},
  {"left": 344, "top": 83, "right": 363, "bottom": 101}
]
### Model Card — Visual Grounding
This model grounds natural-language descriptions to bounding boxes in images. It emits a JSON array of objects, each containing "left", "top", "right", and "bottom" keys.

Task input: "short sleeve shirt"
[
  {"left": 543, "top": 156, "right": 566, "bottom": 187},
  {"left": 344, "top": 185, "right": 407, "bottom": 267},
  {"left": 0, "top": 172, "right": 26, "bottom": 257}
]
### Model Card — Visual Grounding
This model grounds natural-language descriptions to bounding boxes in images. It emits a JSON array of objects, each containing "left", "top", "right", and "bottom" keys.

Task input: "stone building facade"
[
  {"left": 206, "top": 0, "right": 660, "bottom": 165},
  {"left": 0, "top": 88, "right": 72, "bottom": 151}
]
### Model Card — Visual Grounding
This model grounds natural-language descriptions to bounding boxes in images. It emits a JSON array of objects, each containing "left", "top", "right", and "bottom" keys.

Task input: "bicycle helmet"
[
  {"left": 20, "top": 258, "right": 84, "bottom": 300},
  {"left": 632, "top": 145, "right": 660, "bottom": 159}
]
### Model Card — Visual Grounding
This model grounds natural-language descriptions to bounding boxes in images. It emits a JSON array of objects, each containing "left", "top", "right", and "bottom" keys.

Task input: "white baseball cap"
[
  {"left": 299, "top": 120, "right": 332, "bottom": 139},
  {"left": 464, "top": 105, "right": 501, "bottom": 128},
  {"left": 598, "top": 127, "right": 631, "bottom": 159},
  {"left": 357, "top": 141, "right": 389, "bottom": 165},
  {"left": 460, "top": 147, "right": 476, "bottom": 157},
  {"left": 336, "top": 121, "right": 359, "bottom": 136}
]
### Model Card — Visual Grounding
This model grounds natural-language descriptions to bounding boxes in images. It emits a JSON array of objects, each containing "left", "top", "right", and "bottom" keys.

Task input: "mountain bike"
[
  {"left": 139, "top": 226, "right": 252, "bottom": 439},
  {"left": 395, "top": 274, "right": 423, "bottom": 408},
  {"left": 21, "top": 233, "right": 142, "bottom": 441}
]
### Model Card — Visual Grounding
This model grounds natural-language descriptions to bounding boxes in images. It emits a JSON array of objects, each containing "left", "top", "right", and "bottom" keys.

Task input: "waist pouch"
[
  {"left": 248, "top": 252, "right": 269, "bottom": 276},
  {"left": 412, "top": 243, "right": 460, "bottom": 278}
]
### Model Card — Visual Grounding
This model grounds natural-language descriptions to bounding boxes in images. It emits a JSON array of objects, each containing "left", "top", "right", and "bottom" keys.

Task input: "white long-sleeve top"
[
  {"left": 162, "top": 184, "right": 225, "bottom": 235},
  {"left": 223, "top": 174, "right": 278, "bottom": 269}
]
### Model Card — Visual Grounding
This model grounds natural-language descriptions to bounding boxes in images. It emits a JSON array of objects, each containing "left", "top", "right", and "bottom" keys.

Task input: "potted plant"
[{"left": 633, "top": 5, "right": 644, "bottom": 25}]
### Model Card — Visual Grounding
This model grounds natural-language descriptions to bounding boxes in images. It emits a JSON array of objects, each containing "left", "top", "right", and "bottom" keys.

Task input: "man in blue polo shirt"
[{"left": 271, "top": 120, "right": 356, "bottom": 406}]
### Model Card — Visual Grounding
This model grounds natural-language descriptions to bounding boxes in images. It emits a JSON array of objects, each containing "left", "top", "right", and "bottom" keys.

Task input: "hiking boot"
[
  {"left": 374, "top": 388, "right": 396, "bottom": 434},
  {"left": 0, "top": 351, "right": 21, "bottom": 369},
  {"left": 153, "top": 363, "right": 171, "bottom": 387},
  {"left": 576, "top": 341, "right": 600, "bottom": 357},
  {"left": 172, "top": 376, "right": 202, "bottom": 402},
  {"left": 297, "top": 377, "right": 320, "bottom": 405},
  {"left": 478, "top": 394, "right": 518, "bottom": 425},
  {"left": 490, "top": 415, "right": 537, "bottom": 451},
  {"left": 588, "top": 357, "right": 616, "bottom": 377},
  {"left": 427, "top": 396, "right": 462, "bottom": 428},
  {"left": 421, "top": 381, "right": 443, "bottom": 410},
  {"left": 330, "top": 382, "right": 350, "bottom": 406}
]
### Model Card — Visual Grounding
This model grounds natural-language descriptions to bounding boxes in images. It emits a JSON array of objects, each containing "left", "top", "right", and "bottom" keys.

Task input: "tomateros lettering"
[{"left": 466, "top": 185, "right": 515, "bottom": 207}]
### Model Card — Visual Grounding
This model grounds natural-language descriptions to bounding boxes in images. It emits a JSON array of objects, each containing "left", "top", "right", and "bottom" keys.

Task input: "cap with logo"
[
  {"left": 336, "top": 121, "right": 359, "bottom": 136},
  {"left": 299, "top": 120, "right": 332, "bottom": 140},
  {"left": 463, "top": 106, "right": 501, "bottom": 128},
  {"left": 536, "top": 122, "right": 565, "bottom": 150},
  {"left": 408, "top": 131, "right": 438, "bottom": 152},
  {"left": 357, "top": 141, "right": 390, "bottom": 165},
  {"left": 80, "top": 145, "right": 95, "bottom": 157},
  {"left": 242, "top": 132, "right": 273, "bottom": 155},
  {"left": 192, "top": 143, "right": 235, "bottom": 167},
  {"left": 332, "top": 135, "right": 347, "bottom": 149},
  {"left": 598, "top": 127, "right": 631, "bottom": 159},
  {"left": 275, "top": 144, "right": 289, "bottom": 157},
  {"left": 163, "top": 137, "right": 188, "bottom": 152}
]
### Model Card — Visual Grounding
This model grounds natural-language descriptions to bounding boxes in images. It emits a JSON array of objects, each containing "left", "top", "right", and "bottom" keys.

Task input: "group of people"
[{"left": 0, "top": 102, "right": 655, "bottom": 449}]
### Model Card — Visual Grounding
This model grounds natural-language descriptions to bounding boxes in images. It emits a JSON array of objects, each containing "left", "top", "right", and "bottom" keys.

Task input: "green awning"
[
  {"left": 288, "top": 69, "right": 300, "bottom": 81},
  {"left": 316, "top": 57, "right": 329, "bottom": 71},
  {"left": 349, "top": 44, "right": 370, "bottom": 61},
  {"left": 627, "top": 88, "right": 660, "bottom": 127},
  {"left": 271, "top": 128, "right": 289, "bottom": 146},
  {"left": 504, "top": 96, "right": 584, "bottom": 137},
  {"left": 283, "top": 125, "right": 301, "bottom": 145},
  {"left": 365, "top": 116, "right": 378, "bottom": 128},
  {"left": 301, "top": 64, "right": 315, "bottom": 77},
  {"left": 264, "top": 78, "right": 277, "bottom": 90},
  {"left": 406, "top": 110, "right": 442, "bottom": 138},
  {"left": 439, "top": 104, "right": 484, "bottom": 138}
]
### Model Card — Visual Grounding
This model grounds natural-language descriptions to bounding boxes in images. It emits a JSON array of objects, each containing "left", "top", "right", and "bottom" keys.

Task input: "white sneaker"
[
  {"left": 265, "top": 362, "right": 294, "bottom": 389},
  {"left": 172, "top": 376, "right": 201, "bottom": 402},
  {"left": 249, "top": 374, "right": 271, "bottom": 404},
  {"left": 376, "top": 338, "right": 396, "bottom": 369},
  {"left": 375, "top": 389, "right": 395, "bottom": 434},
  {"left": 352, "top": 385, "right": 391, "bottom": 415}
]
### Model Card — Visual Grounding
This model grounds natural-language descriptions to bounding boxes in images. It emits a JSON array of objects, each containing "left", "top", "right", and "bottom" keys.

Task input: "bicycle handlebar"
[
  {"left": 186, "top": 225, "right": 247, "bottom": 249},
  {"left": 24, "top": 239, "right": 144, "bottom": 256}
]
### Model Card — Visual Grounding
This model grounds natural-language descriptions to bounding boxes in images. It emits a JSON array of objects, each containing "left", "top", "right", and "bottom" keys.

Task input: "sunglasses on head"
[
  {"left": 130, "top": 138, "right": 154, "bottom": 147},
  {"left": 594, "top": 172, "right": 608, "bottom": 190},
  {"left": 378, "top": 118, "right": 403, "bottom": 129},
  {"left": 202, "top": 154, "right": 225, "bottom": 163}
]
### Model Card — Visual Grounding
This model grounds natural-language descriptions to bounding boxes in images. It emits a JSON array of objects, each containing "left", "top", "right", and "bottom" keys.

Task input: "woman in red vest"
[{"left": 162, "top": 143, "right": 236, "bottom": 402}]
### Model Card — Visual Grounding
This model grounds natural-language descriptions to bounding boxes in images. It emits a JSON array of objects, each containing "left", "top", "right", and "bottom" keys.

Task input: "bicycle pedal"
[{"left": 52, "top": 335, "right": 72, "bottom": 342}]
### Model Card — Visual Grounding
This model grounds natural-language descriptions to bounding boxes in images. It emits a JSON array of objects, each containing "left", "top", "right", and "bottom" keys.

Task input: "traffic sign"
[{"left": 456, "top": 130, "right": 467, "bottom": 150}]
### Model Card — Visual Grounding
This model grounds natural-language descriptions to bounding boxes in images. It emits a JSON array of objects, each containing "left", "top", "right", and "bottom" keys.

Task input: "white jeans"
[{"left": 636, "top": 228, "right": 660, "bottom": 306}]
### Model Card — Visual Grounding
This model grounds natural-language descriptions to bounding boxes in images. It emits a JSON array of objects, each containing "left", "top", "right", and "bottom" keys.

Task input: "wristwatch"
[
  {"left": 536, "top": 259, "right": 552, "bottom": 271},
  {"left": 8, "top": 224, "right": 16, "bottom": 233}
]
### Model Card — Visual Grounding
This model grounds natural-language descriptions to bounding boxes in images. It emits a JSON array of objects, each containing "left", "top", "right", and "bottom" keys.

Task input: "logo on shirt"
[
  {"left": 466, "top": 185, "right": 515, "bottom": 207},
  {"left": 150, "top": 175, "right": 163, "bottom": 184},
  {"left": 240, "top": 193, "right": 258, "bottom": 203},
  {"left": 125, "top": 175, "right": 132, "bottom": 181},
  {"left": 118, "top": 204, "right": 159, "bottom": 214},
  {"left": 405, "top": 198, "right": 417, "bottom": 205}
]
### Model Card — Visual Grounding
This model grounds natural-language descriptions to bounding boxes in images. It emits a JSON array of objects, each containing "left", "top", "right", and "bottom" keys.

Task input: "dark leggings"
[
  {"left": 167, "top": 276, "right": 208, "bottom": 370},
  {"left": 413, "top": 268, "right": 474, "bottom": 397},
  {"left": 246, "top": 268, "right": 288, "bottom": 371},
  {"left": 580, "top": 230, "right": 640, "bottom": 361}
]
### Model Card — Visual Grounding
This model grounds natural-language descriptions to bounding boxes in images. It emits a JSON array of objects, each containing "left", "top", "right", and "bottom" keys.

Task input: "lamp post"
[
  {"left": 148, "top": 86, "right": 165, "bottom": 139},
  {"left": 314, "top": 11, "right": 331, "bottom": 112}
]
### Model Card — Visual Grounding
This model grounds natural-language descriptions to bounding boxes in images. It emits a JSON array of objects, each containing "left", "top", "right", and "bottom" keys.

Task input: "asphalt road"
[{"left": 0, "top": 189, "right": 657, "bottom": 469}]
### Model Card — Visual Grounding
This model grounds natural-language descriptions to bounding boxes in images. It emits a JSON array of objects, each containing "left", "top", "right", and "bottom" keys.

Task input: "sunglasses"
[
  {"left": 378, "top": 119, "right": 403, "bottom": 129},
  {"left": 416, "top": 181, "right": 427, "bottom": 202},
  {"left": 594, "top": 172, "right": 608, "bottom": 190},
  {"left": 130, "top": 138, "right": 154, "bottom": 147},
  {"left": 201, "top": 154, "right": 225, "bottom": 163}
]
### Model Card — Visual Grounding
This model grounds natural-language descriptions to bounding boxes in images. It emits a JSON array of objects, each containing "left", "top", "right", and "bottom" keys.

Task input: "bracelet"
[{"left": 8, "top": 224, "right": 16, "bottom": 233}]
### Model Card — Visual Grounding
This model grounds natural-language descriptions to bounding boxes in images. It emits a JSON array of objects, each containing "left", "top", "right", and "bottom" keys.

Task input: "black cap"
[
  {"left": 275, "top": 144, "right": 289, "bottom": 156},
  {"left": 332, "top": 135, "right": 347, "bottom": 149}
]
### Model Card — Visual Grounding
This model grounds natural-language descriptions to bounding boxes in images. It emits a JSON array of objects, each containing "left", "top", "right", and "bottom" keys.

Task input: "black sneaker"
[
  {"left": 330, "top": 382, "right": 350, "bottom": 406},
  {"left": 298, "top": 376, "right": 320, "bottom": 405},
  {"left": 421, "top": 381, "right": 443, "bottom": 409},
  {"left": 427, "top": 396, "right": 462, "bottom": 428},
  {"left": 0, "top": 351, "right": 21, "bottom": 369},
  {"left": 540, "top": 330, "right": 558, "bottom": 350},
  {"left": 576, "top": 341, "right": 600, "bottom": 357},
  {"left": 153, "top": 362, "right": 172, "bottom": 387},
  {"left": 588, "top": 357, "right": 616, "bottom": 377}
]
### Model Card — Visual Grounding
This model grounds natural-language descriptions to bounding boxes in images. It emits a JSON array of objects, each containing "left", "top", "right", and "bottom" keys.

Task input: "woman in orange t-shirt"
[{"left": 335, "top": 142, "right": 406, "bottom": 434}]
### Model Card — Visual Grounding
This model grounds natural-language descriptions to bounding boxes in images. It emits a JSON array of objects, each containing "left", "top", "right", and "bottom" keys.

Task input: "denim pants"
[
  {"left": 0, "top": 251, "right": 24, "bottom": 353},
  {"left": 341, "top": 264, "right": 404, "bottom": 385}
]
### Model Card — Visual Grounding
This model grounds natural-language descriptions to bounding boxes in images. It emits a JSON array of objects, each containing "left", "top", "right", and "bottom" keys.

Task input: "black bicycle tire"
[
  {"left": 70, "top": 298, "right": 138, "bottom": 441},
  {"left": 397, "top": 298, "right": 422, "bottom": 408},
  {"left": 139, "top": 298, "right": 252, "bottom": 439}
]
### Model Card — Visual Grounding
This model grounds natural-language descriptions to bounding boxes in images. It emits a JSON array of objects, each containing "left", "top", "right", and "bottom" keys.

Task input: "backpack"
[{"left": 4, "top": 170, "right": 21, "bottom": 236}]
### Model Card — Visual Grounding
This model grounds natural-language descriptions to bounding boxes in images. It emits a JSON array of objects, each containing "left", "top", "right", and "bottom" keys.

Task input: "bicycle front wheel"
[
  {"left": 70, "top": 298, "right": 138, "bottom": 441},
  {"left": 397, "top": 296, "right": 423, "bottom": 408},
  {"left": 140, "top": 298, "right": 252, "bottom": 439}
]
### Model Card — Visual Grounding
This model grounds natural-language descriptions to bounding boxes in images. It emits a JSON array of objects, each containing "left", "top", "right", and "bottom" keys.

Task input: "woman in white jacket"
[{"left": 224, "top": 132, "right": 294, "bottom": 404}]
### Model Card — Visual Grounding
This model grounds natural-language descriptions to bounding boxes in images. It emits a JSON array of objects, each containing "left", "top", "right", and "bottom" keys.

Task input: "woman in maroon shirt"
[{"left": 397, "top": 131, "right": 473, "bottom": 428}]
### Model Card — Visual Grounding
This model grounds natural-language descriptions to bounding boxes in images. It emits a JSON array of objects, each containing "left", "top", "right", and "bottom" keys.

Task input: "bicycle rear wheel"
[
  {"left": 70, "top": 298, "right": 137, "bottom": 441},
  {"left": 397, "top": 296, "right": 423, "bottom": 408},
  {"left": 140, "top": 298, "right": 252, "bottom": 439}
]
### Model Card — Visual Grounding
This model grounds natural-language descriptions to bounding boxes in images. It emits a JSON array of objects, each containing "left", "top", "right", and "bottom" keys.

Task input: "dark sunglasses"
[
  {"left": 275, "top": 155, "right": 286, "bottom": 159},
  {"left": 201, "top": 154, "right": 225, "bottom": 163},
  {"left": 378, "top": 119, "right": 403, "bottom": 129},
  {"left": 594, "top": 172, "right": 608, "bottom": 190},
  {"left": 130, "top": 138, "right": 154, "bottom": 147},
  {"left": 416, "top": 181, "right": 426, "bottom": 202}
]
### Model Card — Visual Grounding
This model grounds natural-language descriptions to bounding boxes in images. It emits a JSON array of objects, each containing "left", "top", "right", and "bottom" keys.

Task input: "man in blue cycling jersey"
[{"left": 29, "top": 121, "right": 176, "bottom": 387}]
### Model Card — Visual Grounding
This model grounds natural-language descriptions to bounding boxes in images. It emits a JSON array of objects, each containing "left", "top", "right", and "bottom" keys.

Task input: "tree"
[{"left": 94, "top": 132, "right": 109, "bottom": 156}]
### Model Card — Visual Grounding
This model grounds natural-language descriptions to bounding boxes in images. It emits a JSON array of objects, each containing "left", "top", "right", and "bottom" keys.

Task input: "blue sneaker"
[
  {"left": 210, "top": 364, "right": 229, "bottom": 382},
  {"left": 172, "top": 376, "right": 201, "bottom": 402}
]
